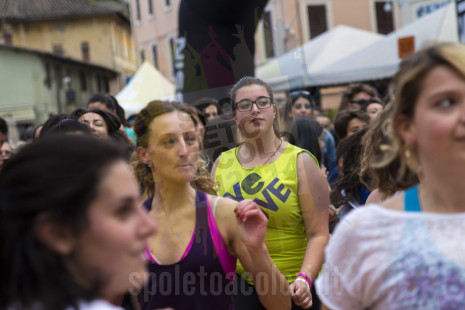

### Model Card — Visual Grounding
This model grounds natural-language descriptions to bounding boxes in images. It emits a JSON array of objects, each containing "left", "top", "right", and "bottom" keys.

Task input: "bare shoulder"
[
  {"left": 380, "top": 192, "right": 404, "bottom": 211},
  {"left": 206, "top": 194, "right": 238, "bottom": 244},
  {"left": 206, "top": 194, "right": 237, "bottom": 216},
  {"left": 296, "top": 151, "right": 319, "bottom": 172},
  {"left": 365, "top": 189, "right": 384, "bottom": 205},
  {"left": 211, "top": 155, "right": 222, "bottom": 178}
]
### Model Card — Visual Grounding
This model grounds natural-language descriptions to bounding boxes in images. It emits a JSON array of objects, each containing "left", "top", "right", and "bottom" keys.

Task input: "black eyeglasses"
[
  {"left": 234, "top": 96, "right": 273, "bottom": 112},
  {"left": 290, "top": 90, "right": 311, "bottom": 98}
]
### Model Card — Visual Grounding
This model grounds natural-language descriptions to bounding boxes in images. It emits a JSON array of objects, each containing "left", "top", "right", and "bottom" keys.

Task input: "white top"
[
  {"left": 9, "top": 299, "right": 123, "bottom": 310},
  {"left": 77, "top": 300, "right": 123, "bottom": 310},
  {"left": 315, "top": 204, "right": 465, "bottom": 310}
]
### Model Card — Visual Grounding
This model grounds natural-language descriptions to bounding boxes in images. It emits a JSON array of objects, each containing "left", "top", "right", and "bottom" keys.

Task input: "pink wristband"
[{"left": 297, "top": 273, "right": 312, "bottom": 288}]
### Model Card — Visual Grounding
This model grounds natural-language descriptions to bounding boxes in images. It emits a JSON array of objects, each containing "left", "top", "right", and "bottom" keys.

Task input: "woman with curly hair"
[
  {"left": 317, "top": 43, "right": 465, "bottom": 309},
  {"left": 132, "top": 100, "right": 290, "bottom": 310},
  {"left": 360, "top": 103, "right": 418, "bottom": 204}
]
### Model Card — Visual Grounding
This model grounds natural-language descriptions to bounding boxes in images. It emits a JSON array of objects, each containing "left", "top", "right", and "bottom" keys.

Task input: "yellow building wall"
[{"left": 10, "top": 16, "right": 136, "bottom": 80}]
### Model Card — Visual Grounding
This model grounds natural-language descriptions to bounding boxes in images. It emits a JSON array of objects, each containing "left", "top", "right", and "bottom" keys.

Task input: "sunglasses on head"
[
  {"left": 290, "top": 90, "right": 311, "bottom": 98},
  {"left": 349, "top": 98, "right": 381, "bottom": 106}
]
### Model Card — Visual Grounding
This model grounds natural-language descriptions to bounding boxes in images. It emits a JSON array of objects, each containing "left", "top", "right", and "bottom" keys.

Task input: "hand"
[
  {"left": 290, "top": 278, "right": 312, "bottom": 309},
  {"left": 328, "top": 204, "right": 340, "bottom": 223},
  {"left": 234, "top": 200, "right": 268, "bottom": 249}
]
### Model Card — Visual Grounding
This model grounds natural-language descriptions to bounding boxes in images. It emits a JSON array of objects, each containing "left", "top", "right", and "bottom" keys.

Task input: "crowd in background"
[{"left": 1, "top": 42, "right": 465, "bottom": 310}]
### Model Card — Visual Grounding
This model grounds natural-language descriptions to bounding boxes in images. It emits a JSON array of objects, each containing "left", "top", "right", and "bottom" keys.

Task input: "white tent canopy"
[
  {"left": 116, "top": 61, "right": 175, "bottom": 116},
  {"left": 256, "top": 25, "right": 384, "bottom": 91},
  {"left": 309, "top": 3, "right": 459, "bottom": 86}
]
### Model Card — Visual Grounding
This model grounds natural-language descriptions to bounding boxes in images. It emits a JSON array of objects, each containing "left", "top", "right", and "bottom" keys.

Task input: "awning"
[
  {"left": 256, "top": 25, "right": 384, "bottom": 91},
  {"left": 116, "top": 61, "right": 175, "bottom": 116}
]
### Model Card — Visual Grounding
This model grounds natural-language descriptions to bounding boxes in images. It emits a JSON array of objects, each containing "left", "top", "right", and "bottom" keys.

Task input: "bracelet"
[
  {"left": 294, "top": 278, "right": 310, "bottom": 291},
  {"left": 297, "top": 273, "right": 312, "bottom": 288}
]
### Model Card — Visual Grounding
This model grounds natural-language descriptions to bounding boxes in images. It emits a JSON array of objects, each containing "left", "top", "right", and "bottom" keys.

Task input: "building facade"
[
  {"left": 0, "top": 0, "right": 137, "bottom": 93},
  {"left": 127, "top": 0, "right": 449, "bottom": 81},
  {"left": 128, "top": 0, "right": 180, "bottom": 81},
  {"left": 255, "top": 0, "right": 450, "bottom": 65},
  {"left": 0, "top": 45, "right": 118, "bottom": 125}
]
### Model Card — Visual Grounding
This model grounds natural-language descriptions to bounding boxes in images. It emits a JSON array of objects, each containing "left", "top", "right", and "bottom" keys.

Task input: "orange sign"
[{"left": 398, "top": 36, "right": 415, "bottom": 58}]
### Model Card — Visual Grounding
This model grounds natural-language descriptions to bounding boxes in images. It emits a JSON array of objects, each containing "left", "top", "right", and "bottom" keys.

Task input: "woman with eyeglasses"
[{"left": 212, "top": 77, "right": 330, "bottom": 310}]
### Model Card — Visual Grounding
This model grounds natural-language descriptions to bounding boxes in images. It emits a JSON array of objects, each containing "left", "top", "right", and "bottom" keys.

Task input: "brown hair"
[
  {"left": 229, "top": 76, "right": 282, "bottom": 136},
  {"left": 334, "top": 109, "right": 370, "bottom": 140},
  {"left": 339, "top": 83, "right": 378, "bottom": 111},
  {"left": 359, "top": 103, "right": 418, "bottom": 199},
  {"left": 366, "top": 43, "right": 465, "bottom": 185},
  {"left": 131, "top": 100, "right": 216, "bottom": 197}
]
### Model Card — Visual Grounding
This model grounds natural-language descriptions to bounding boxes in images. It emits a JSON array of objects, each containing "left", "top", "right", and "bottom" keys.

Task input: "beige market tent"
[
  {"left": 116, "top": 61, "right": 175, "bottom": 116},
  {"left": 256, "top": 25, "right": 384, "bottom": 91},
  {"left": 309, "top": 3, "right": 459, "bottom": 86}
]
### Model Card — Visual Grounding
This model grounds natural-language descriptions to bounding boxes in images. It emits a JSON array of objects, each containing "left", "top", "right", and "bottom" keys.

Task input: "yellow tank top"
[{"left": 215, "top": 143, "right": 318, "bottom": 283}]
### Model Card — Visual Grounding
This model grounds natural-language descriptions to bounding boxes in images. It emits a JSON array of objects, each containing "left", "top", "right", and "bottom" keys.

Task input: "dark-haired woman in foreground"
[{"left": 0, "top": 135, "right": 156, "bottom": 310}]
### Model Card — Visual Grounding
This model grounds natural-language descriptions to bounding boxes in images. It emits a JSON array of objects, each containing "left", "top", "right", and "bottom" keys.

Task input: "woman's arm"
[
  {"left": 215, "top": 198, "right": 291, "bottom": 310},
  {"left": 291, "top": 152, "right": 330, "bottom": 309},
  {"left": 210, "top": 155, "right": 221, "bottom": 179}
]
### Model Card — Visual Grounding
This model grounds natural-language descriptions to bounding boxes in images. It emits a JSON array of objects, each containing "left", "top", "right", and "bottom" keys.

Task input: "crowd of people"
[{"left": 1, "top": 42, "right": 465, "bottom": 310}]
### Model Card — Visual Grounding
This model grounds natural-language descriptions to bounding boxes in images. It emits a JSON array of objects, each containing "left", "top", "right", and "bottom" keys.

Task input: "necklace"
[{"left": 236, "top": 139, "right": 283, "bottom": 166}]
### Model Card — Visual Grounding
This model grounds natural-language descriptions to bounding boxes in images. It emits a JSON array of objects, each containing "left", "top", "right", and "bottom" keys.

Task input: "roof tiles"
[{"left": 0, "top": 0, "right": 128, "bottom": 21}]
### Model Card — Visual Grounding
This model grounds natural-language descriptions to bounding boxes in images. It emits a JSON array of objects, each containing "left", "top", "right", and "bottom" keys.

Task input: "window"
[
  {"left": 135, "top": 0, "right": 141, "bottom": 21},
  {"left": 165, "top": 0, "right": 171, "bottom": 9},
  {"left": 55, "top": 65, "right": 62, "bottom": 89},
  {"left": 3, "top": 32, "right": 12, "bottom": 45},
  {"left": 53, "top": 44, "right": 64, "bottom": 56},
  {"left": 375, "top": 1, "right": 394, "bottom": 34},
  {"left": 263, "top": 11, "right": 275, "bottom": 58},
  {"left": 44, "top": 63, "right": 51, "bottom": 89},
  {"left": 81, "top": 41, "right": 89, "bottom": 61},
  {"left": 151, "top": 43, "right": 158, "bottom": 69},
  {"left": 140, "top": 49, "right": 145, "bottom": 62},
  {"left": 79, "top": 71, "right": 87, "bottom": 91},
  {"left": 96, "top": 74, "right": 102, "bottom": 92},
  {"left": 169, "top": 37, "right": 175, "bottom": 77},
  {"left": 307, "top": 5, "right": 327, "bottom": 39},
  {"left": 103, "top": 76, "right": 109, "bottom": 93},
  {"left": 148, "top": 0, "right": 153, "bottom": 15}
]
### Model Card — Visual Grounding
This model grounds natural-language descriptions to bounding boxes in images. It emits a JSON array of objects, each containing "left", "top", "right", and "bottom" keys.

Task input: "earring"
[{"left": 405, "top": 148, "right": 411, "bottom": 159}]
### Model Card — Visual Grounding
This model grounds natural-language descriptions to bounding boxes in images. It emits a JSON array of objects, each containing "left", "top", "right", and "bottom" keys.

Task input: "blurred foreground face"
[
  {"left": 400, "top": 65, "right": 465, "bottom": 170},
  {"left": 78, "top": 112, "right": 108, "bottom": 138},
  {"left": 65, "top": 160, "right": 156, "bottom": 299}
]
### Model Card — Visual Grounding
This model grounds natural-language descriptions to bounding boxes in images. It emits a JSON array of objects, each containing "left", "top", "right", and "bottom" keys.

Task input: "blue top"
[{"left": 404, "top": 186, "right": 421, "bottom": 212}]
